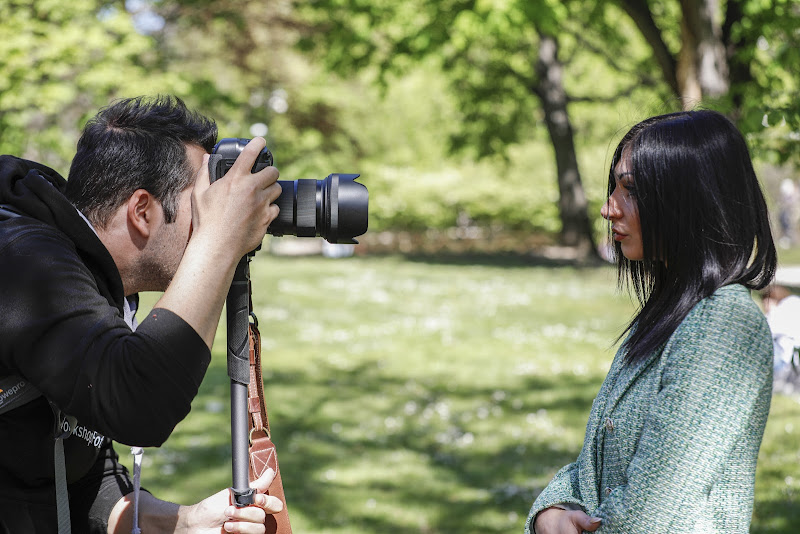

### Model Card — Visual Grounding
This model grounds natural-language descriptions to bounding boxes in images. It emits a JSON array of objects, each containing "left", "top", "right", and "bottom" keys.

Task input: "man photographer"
[{"left": 0, "top": 95, "right": 284, "bottom": 533}]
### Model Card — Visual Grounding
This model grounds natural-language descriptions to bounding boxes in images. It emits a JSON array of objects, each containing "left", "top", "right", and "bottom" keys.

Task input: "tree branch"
[
  {"left": 617, "top": 0, "right": 680, "bottom": 95},
  {"left": 567, "top": 77, "right": 659, "bottom": 104}
]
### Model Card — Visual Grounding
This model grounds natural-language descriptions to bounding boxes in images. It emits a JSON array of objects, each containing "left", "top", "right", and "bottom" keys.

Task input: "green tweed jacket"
[{"left": 525, "top": 284, "right": 773, "bottom": 533}]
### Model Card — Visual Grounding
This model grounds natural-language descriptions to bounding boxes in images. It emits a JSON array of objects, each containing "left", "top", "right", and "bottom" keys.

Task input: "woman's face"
[{"left": 601, "top": 152, "right": 643, "bottom": 261}]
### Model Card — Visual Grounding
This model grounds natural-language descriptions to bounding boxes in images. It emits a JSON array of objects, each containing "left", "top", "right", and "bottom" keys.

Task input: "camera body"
[{"left": 209, "top": 138, "right": 368, "bottom": 244}]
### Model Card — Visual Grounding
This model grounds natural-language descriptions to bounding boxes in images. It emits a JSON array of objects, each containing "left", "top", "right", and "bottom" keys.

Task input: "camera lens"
[
  {"left": 209, "top": 138, "right": 368, "bottom": 244},
  {"left": 269, "top": 174, "right": 369, "bottom": 244}
]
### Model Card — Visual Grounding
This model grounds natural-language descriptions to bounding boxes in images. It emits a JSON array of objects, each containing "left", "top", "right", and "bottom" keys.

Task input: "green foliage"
[
  {"left": 296, "top": 0, "right": 668, "bottom": 159},
  {"left": 120, "top": 254, "right": 800, "bottom": 533},
  {"left": 606, "top": 0, "right": 800, "bottom": 164},
  {"left": 0, "top": 0, "right": 186, "bottom": 172},
  {"left": 3, "top": 0, "right": 798, "bottom": 238}
]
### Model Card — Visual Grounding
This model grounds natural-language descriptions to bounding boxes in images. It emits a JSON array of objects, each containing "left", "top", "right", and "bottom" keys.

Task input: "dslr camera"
[{"left": 208, "top": 138, "right": 369, "bottom": 244}]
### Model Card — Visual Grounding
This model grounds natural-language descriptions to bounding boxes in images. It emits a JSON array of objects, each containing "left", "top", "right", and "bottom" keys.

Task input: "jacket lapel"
[
  {"left": 577, "top": 349, "right": 625, "bottom": 511},
  {"left": 603, "top": 348, "right": 663, "bottom": 417},
  {"left": 578, "top": 346, "right": 663, "bottom": 512}
]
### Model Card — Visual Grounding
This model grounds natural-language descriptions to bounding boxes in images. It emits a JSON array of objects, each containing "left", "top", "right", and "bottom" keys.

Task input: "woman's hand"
[{"left": 534, "top": 507, "right": 602, "bottom": 534}]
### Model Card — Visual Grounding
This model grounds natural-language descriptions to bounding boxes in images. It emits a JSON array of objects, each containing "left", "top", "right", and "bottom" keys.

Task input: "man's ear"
[{"left": 126, "top": 189, "right": 157, "bottom": 239}]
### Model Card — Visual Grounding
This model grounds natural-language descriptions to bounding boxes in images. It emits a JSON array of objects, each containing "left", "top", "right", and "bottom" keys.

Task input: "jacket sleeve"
[
  {"left": 590, "top": 293, "right": 773, "bottom": 532},
  {"left": 68, "top": 439, "right": 137, "bottom": 534},
  {"left": 0, "top": 225, "right": 211, "bottom": 446},
  {"left": 524, "top": 461, "right": 586, "bottom": 534}
]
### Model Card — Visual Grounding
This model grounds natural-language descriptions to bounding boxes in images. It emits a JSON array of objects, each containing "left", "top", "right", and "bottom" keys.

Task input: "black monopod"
[
  {"left": 208, "top": 138, "right": 369, "bottom": 506},
  {"left": 225, "top": 252, "right": 259, "bottom": 506}
]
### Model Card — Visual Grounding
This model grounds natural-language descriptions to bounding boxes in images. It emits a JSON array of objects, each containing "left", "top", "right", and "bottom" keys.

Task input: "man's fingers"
[
  {"left": 265, "top": 182, "right": 282, "bottom": 203},
  {"left": 228, "top": 137, "right": 267, "bottom": 176},
  {"left": 254, "top": 493, "right": 284, "bottom": 514},
  {"left": 247, "top": 468, "right": 284, "bottom": 514},
  {"left": 249, "top": 468, "right": 277, "bottom": 492},
  {"left": 222, "top": 507, "right": 267, "bottom": 534}
]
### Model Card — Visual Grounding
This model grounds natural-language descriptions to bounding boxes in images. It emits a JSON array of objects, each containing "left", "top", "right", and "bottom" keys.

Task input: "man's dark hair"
[
  {"left": 66, "top": 95, "right": 218, "bottom": 228},
  {"left": 609, "top": 109, "right": 777, "bottom": 363}
]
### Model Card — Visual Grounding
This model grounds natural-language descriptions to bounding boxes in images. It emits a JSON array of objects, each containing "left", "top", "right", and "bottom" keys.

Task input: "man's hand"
[
  {"left": 154, "top": 137, "right": 282, "bottom": 348},
  {"left": 107, "top": 469, "right": 284, "bottom": 534},
  {"left": 182, "top": 468, "right": 284, "bottom": 534},
  {"left": 191, "top": 137, "right": 282, "bottom": 260},
  {"left": 534, "top": 507, "right": 602, "bottom": 534}
]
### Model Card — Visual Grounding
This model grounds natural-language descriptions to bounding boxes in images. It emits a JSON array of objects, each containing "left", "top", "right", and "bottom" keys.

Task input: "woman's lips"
[{"left": 612, "top": 229, "right": 628, "bottom": 241}]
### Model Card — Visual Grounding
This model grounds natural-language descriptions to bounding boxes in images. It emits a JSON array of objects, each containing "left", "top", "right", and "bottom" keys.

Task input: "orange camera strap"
[{"left": 247, "top": 314, "right": 292, "bottom": 534}]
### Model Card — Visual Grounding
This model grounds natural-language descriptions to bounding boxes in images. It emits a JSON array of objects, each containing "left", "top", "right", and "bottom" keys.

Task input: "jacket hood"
[{"left": 0, "top": 155, "right": 125, "bottom": 312}]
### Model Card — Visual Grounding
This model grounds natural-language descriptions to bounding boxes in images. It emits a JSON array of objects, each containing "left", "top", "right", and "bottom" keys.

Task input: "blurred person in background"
[{"left": 761, "top": 283, "right": 800, "bottom": 393}]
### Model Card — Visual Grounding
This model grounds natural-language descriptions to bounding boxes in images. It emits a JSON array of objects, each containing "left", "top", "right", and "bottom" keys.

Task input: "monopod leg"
[{"left": 227, "top": 257, "right": 255, "bottom": 507}]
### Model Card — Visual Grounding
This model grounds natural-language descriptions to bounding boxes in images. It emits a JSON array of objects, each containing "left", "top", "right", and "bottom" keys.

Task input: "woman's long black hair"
[{"left": 610, "top": 110, "right": 777, "bottom": 363}]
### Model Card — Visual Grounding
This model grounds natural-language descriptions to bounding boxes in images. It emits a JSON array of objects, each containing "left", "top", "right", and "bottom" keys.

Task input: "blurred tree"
[
  {"left": 616, "top": 0, "right": 800, "bottom": 161},
  {"left": 0, "top": 0, "right": 186, "bottom": 172},
  {"left": 141, "top": 0, "right": 368, "bottom": 174},
  {"left": 292, "top": 0, "right": 671, "bottom": 257}
]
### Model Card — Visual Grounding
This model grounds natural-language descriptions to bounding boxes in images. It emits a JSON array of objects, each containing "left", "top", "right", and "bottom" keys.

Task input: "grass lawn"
[{"left": 123, "top": 252, "right": 800, "bottom": 533}]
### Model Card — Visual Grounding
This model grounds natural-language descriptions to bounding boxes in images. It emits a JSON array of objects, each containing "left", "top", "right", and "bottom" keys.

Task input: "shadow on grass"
[
  {"left": 395, "top": 250, "right": 608, "bottom": 269},
  {"left": 751, "top": 496, "right": 800, "bottom": 534},
  {"left": 134, "top": 353, "right": 596, "bottom": 532},
  {"left": 249, "top": 360, "right": 597, "bottom": 533}
]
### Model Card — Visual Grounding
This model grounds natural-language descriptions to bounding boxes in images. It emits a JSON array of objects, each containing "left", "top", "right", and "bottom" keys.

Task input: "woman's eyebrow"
[{"left": 615, "top": 171, "right": 634, "bottom": 180}]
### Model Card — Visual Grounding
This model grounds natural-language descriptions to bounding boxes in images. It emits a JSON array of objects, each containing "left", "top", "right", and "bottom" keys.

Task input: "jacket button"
[
  {"left": 605, "top": 487, "right": 612, "bottom": 495},
  {"left": 604, "top": 417, "right": 614, "bottom": 431}
]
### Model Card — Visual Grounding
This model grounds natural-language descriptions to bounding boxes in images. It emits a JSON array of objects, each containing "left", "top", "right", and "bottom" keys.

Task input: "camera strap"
[{"left": 247, "top": 301, "right": 292, "bottom": 533}]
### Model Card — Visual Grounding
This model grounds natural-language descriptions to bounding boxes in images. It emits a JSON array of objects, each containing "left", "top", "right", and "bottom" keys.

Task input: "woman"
[{"left": 525, "top": 110, "right": 776, "bottom": 533}]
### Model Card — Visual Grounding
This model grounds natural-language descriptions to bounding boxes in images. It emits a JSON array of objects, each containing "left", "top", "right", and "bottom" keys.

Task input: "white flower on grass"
[
  {"left": 384, "top": 416, "right": 402, "bottom": 430},
  {"left": 160, "top": 464, "right": 176, "bottom": 476},
  {"left": 512, "top": 361, "right": 537, "bottom": 376},
  {"left": 572, "top": 363, "right": 588, "bottom": 376},
  {"left": 457, "top": 432, "right": 474, "bottom": 447},
  {"left": 205, "top": 400, "right": 224, "bottom": 413},
  {"left": 404, "top": 401, "right": 418, "bottom": 415}
]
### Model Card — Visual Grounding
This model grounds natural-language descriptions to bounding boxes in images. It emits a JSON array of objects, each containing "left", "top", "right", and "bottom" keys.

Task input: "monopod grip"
[{"left": 227, "top": 256, "right": 254, "bottom": 506}]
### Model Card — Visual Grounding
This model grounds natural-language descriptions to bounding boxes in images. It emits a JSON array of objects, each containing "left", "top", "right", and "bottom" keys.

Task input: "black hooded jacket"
[{"left": 0, "top": 156, "right": 211, "bottom": 532}]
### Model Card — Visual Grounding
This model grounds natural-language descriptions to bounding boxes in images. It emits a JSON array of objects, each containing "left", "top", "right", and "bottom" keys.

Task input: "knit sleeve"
[{"left": 524, "top": 461, "right": 586, "bottom": 534}]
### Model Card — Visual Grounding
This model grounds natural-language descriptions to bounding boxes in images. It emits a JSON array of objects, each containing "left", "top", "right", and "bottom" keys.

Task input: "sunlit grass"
[{"left": 121, "top": 253, "right": 799, "bottom": 533}]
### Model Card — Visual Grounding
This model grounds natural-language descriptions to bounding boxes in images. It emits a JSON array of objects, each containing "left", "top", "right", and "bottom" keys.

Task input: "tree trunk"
[
  {"left": 533, "top": 33, "right": 598, "bottom": 258},
  {"left": 620, "top": 0, "right": 730, "bottom": 109},
  {"left": 677, "top": 0, "right": 729, "bottom": 108}
]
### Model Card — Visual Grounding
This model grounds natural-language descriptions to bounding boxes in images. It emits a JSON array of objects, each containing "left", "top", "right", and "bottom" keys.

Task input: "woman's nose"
[{"left": 601, "top": 195, "right": 620, "bottom": 220}]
